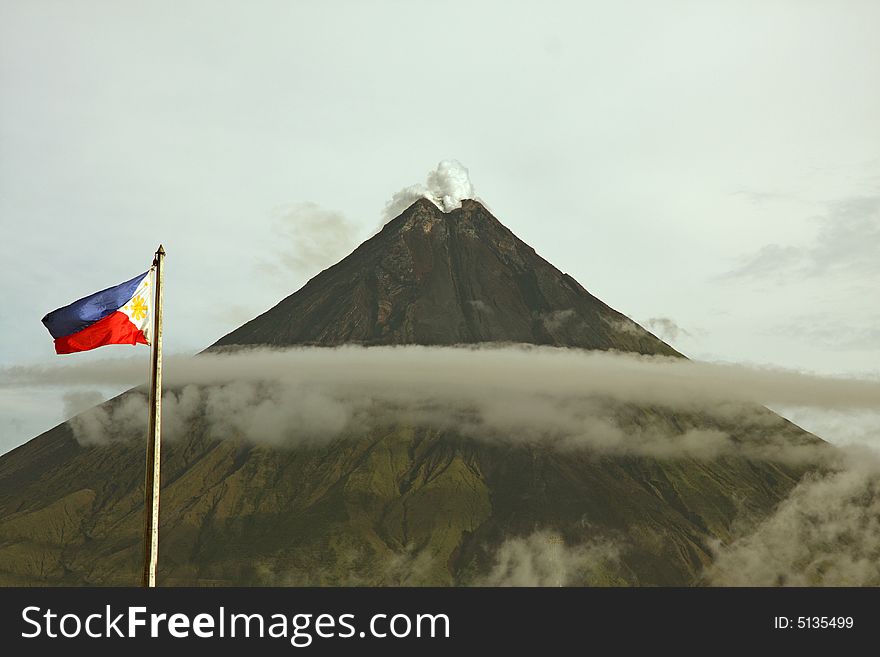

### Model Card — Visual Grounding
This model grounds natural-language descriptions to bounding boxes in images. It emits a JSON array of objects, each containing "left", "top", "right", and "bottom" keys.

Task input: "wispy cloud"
[
  {"left": 479, "top": 531, "right": 624, "bottom": 586},
  {"left": 725, "top": 194, "right": 880, "bottom": 280},
  {"left": 764, "top": 313, "right": 880, "bottom": 352},
  {"left": 644, "top": 317, "right": 691, "bottom": 343},
  {"left": 261, "top": 202, "right": 358, "bottom": 278}
]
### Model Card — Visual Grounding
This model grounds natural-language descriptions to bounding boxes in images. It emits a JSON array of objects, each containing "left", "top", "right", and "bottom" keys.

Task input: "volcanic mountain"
[
  {"left": 214, "top": 198, "right": 681, "bottom": 355},
  {"left": 0, "top": 199, "right": 821, "bottom": 585}
]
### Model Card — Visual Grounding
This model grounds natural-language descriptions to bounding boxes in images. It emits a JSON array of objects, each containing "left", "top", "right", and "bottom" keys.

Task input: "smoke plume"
[{"left": 383, "top": 160, "right": 476, "bottom": 223}]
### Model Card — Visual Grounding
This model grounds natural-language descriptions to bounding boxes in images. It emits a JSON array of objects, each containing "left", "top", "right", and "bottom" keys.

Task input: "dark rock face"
[
  {"left": 214, "top": 199, "right": 679, "bottom": 356},
  {"left": 0, "top": 199, "right": 821, "bottom": 586}
]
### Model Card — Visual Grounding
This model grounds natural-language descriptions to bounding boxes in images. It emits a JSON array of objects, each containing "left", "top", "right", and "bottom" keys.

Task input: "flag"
[{"left": 41, "top": 270, "right": 153, "bottom": 354}]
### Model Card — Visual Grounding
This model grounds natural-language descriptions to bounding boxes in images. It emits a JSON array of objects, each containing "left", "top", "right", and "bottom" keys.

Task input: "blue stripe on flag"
[{"left": 41, "top": 271, "right": 149, "bottom": 339}]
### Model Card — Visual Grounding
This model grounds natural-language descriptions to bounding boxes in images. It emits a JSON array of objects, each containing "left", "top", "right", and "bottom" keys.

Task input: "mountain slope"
[
  {"left": 0, "top": 199, "right": 822, "bottom": 586},
  {"left": 214, "top": 198, "right": 679, "bottom": 355}
]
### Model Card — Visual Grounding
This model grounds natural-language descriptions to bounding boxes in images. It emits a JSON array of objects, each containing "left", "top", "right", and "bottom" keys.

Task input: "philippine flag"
[{"left": 41, "top": 271, "right": 153, "bottom": 354}]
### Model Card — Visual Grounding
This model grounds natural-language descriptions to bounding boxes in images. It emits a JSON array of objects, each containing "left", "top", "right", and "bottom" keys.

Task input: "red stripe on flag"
[{"left": 53, "top": 311, "right": 148, "bottom": 354}]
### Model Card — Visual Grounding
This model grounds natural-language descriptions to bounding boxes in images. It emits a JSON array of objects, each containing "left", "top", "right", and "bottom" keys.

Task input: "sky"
[{"left": 1, "top": 0, "right": 878, "bottom": 454}]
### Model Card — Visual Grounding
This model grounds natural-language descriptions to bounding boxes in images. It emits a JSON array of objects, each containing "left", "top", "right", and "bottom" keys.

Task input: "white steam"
[{"left": 383, "top": 160, "right": 476, "bottom": 223}]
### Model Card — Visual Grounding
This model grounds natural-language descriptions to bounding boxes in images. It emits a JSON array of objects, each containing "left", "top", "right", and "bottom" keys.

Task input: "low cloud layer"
[
  {"left": 6, "top": 345, "right": 877, "bottom": 411},
  {"left": 383, "top": 160, "right": 476, "bottom": 223},
  {"left": 4, "top": 345, "right": 877, "bottom": 460}
]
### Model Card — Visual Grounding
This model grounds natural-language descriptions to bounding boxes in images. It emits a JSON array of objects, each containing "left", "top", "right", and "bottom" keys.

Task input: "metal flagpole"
[{"left": 142, "top": 244, "right": 165, "bottom": 587}]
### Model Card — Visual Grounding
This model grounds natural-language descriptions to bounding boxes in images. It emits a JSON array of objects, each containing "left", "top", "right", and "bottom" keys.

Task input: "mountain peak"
[
  {"left": 213, "top": 199, "right": 679, "bottom": 355},
  {"left": 383, "top": 197, "right": 493, "bottom": 232}
]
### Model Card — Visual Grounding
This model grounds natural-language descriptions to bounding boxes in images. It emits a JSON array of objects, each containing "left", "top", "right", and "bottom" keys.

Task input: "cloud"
[
  {"left": 201, "top": 380, "right": 350, "bottom": 446},
  {"left": 264, "top": 202, "right": 358, "bottom": 276},
  {"left": 69, "top": 392, "right": 147, "bottom": 446},
  {"left": 6, "top": 345, "right": 877, "bottom": 413},
  {"left": 480, "top": 530, "right": 624, "bottom": 586},
  {"left": 772, "top": 407, "right": 880, "bottom": 451},
  {"left": 705, "top": 449, "right": 880, "bottom": 585},
  {"left": 644, "top": 317, "right": 691, "bottom": 343},
  {"left": 540, "top": 309, "right": 576, "bottom": 331},
  {"left": 7, "top": 345, "right": 878, "bottom": 458},
  {"left": 383, "top": 160, "right": 476, "bottom": 223},
  {"left": 764, "top": 313, "right": 880, "bottom": 352},
  {"left": 466, "top": 300, "right": 493, "bottom": 314},
  {"left": 725, "top": 244, "right": 804, "bottom": 279},
  {"left": 725, "top": 194, "right": 880, "bottom": 280},
  {"left": 67, "top": 385, "right": 207, "bottom": 446},
  {"left": 602, "top": 316, "right": 649, "bottom": 338}
]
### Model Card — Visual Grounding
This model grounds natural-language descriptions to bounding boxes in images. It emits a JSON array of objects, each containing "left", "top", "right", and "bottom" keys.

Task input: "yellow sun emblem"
[{"left": 126, "top": 294, "right": 148, "bottom": 321}]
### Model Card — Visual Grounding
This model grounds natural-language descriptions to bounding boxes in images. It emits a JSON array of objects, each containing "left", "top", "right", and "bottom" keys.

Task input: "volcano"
[
  {"left": 214, "top": 198, "right": 681, "bottom": 355},
  {"left": 0, "top": 199, "right": 820, "bottom": 585}
]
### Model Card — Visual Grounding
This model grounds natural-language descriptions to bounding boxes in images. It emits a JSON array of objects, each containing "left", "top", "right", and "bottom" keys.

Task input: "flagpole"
[{"left": 142, "top": 244, "right": 165, "bottom": 588}]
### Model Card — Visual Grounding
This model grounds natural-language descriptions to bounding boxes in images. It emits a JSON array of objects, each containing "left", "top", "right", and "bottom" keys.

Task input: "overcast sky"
[{"left": 1, "top": 0, "right": 878, "bottom": 454}]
